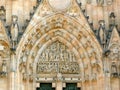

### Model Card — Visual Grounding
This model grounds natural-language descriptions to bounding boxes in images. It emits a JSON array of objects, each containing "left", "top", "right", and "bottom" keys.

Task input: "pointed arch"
[{"left": 16, "top": 13, "right": 103, "bottom": 82}]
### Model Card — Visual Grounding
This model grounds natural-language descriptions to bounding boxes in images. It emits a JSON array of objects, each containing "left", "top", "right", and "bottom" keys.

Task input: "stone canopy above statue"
[{"left": 37, "top": 41, "right": 80, "bottom": 74}]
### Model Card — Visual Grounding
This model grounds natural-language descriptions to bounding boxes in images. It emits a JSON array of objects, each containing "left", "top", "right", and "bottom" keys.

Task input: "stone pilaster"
[
  {"left": 9, "top": 51, "right": 16, "bottom": 90},
  {"left": 105, "top": 74, "right": 111, "bottom": 90},
  {"left": 56, "top": 81, "right": 63, "bottom": 90}
]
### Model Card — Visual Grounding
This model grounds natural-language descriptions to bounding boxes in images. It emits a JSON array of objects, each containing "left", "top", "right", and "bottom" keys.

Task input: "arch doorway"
[
  {"left": 35, "top": 41, "right": 81, "bottom": 90},
  {"left": 16, "top": 14, "right": 102, "bottom": 90}
]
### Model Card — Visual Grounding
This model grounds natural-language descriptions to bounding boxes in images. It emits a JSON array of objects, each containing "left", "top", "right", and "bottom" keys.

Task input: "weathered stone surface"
[{"left": 0, "top": 0, "right": 119, "bottom": 90}]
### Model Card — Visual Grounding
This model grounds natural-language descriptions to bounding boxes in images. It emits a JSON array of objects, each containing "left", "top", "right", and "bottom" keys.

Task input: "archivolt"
[{"left": 16, "top": 13, "right": 103, "bottom": 78}]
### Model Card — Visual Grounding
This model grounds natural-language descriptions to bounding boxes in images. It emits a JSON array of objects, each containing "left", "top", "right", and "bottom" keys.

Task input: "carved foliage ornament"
[{"left": 37, "top": 41, "right": 80, "bottom": 74}]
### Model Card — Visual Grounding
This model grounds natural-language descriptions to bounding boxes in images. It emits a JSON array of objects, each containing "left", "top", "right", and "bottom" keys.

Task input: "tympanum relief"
[{"left": 37, "top": 41, "right": 80, "bottom": 74}]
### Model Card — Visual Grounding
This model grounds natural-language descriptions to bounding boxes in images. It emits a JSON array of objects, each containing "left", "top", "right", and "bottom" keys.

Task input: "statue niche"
[
  {"left": 10, "top": 15, "right": 19, "bottom": 50},
  {"left": 37, "top": 41, "right": 80, "bottom": 74}
]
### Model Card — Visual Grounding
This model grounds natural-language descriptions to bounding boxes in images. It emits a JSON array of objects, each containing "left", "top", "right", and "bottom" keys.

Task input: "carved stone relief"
[
  {"left": 0, "top": 6, "right": 6, "bottom": 20},
  {"left": 109, "top": 45, "right": 119, "bottom": 61},
  {"left": 37, "top": 41, "right": 80, "bottom": 74},
  {"left": 66, "top": 3, "right": 79, "bottom": 17}
]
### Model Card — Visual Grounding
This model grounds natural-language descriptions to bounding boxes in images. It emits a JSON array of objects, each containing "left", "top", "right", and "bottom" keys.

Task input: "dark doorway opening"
[
  {"left": 63, "top": 83, "right": 81, "bottom": 90},
  {"left": 36, "top": 83, "right": 55, "bottom": 90}
]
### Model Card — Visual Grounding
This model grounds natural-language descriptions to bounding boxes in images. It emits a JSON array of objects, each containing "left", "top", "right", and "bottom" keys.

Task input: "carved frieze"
[{"left": 37, "top": 41, "right": 80, "bottom": 74}]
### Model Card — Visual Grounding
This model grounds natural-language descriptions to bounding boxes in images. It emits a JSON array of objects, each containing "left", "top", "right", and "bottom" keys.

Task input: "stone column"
[
  {"left": 104, "top": 53, "right": 111, "bottom": 90},
  {"left": 9, "top": 72, "right": 15, "bottom": 90},
  {"left": 103, "top": 72, "right": 111, "bottom": 90},
  {"left": 56, "top": 81, "right": 63, "bottom": 90},
  {"left": 56, "top": 73, "right": 63, "bottom": 90},
  {"left": 9, "top": 51, "right": 16, "bottom": 90}
]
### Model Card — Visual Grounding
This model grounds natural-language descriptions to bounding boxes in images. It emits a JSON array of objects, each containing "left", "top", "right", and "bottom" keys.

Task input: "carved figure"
[
  {"left": 37, "top": 41, "right": 80, "bottom": 74},
  {"left": 1, "top": 60, "right": 7, "bottom": 75},
  {"left": 56, "top": 73, "right": 63, "bottom": 81},
  {"left": 10, "top": 15, "right": 19, "bottom": 49},
  {"left": 99, "top": 20, "right": 106, "bottom": 48},
  {"left": 111, "top": 62, "right": 117, "bottom": 75}
]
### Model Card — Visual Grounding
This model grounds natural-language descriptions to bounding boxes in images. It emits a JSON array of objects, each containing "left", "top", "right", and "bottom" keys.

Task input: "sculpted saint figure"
[
  {"left": 1, "top": 60, "right": 7, "bottom": 76},
  {"left": 10, "top": 15, "right": 19, "bottom": 49}
]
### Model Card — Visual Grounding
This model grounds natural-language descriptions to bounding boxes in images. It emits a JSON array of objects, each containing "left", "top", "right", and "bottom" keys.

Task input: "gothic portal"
[{"left": 0, "top": 0, "right": 120, "bottom": 90}]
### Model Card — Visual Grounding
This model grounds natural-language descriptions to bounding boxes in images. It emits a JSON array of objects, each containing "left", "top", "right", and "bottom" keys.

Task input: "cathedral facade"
[{"left": 0, "top": 0, "right": 120, "bottom": 90}]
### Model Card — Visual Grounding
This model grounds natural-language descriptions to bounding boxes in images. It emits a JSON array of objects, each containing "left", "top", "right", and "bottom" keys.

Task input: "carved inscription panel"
[{"left": 37, "top": 41, "right": 80, "bottom": 74}]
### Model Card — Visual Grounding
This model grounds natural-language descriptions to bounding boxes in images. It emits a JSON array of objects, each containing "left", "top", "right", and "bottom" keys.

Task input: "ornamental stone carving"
[
  {"left": 0, "top": 60, "right": 7, "bottom": 77},
  {"left": 56, "top": 73, "right": 63, "bottom": 81},
  {"left": 67, "top": 4, "right": 79, "bottom": 17},
  {"left": 0, "top": 6, "right": 6, "bottom": 20},
  {"left": 48, "top": 0, "right": 71, "bottom": 11},
  {"left": 37, "top": 41, "right": 80, "bottom": 74}
]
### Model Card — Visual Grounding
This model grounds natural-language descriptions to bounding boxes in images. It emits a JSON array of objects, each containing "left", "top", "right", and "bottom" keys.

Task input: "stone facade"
[{"left": 0, "top": 0, "right": 120, "bottom": 90}]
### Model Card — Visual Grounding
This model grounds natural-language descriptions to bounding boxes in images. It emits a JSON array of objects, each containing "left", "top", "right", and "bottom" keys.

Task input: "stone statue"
[
  {"left": 1, "top": 60, "right": 7, "bottom": 76},
  {"left": 99, "top": 20, "right": 106, "bottom": 49},
  {"left": 111, "top": 62, "right": 117, "bottom": 75},
  {"left": 10, "top": 15, "right": 19, "bottom": 49}
]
